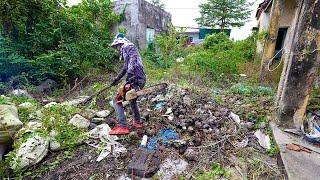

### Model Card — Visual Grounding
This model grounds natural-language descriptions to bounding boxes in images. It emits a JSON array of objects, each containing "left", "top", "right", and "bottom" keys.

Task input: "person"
[{"left": 109, "top": 33, "right": 146, "bottom": 135}]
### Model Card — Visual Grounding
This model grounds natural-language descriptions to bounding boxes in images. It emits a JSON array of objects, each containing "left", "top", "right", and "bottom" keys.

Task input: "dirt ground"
[{"left": 8, "top": 83, "right": 287, "bottom": 179}]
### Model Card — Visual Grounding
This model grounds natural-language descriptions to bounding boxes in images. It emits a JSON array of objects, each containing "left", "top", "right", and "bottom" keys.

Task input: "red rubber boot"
[
  {"left": 132, "top": 121, "right": 144, "bottom": 129},
  {"left": 109, "top": 126, "right": 130, "bottom": 135}
]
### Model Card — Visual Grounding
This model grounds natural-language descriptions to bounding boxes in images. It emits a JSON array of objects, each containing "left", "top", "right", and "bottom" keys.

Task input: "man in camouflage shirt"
[{"left": 109, "top": 33, "right": 146, "bottom": 135}]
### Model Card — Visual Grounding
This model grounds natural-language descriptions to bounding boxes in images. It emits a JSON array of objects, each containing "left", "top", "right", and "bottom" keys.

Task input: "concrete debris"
[
  {"left": 229, "top": 112, "right": 241, "bottom": 125},
  {"left": 69, "top": 114, "right": 90, "bottom": 129},
  {"left": 157, "top": 158, "right": 188, "bottom": 179},
  {"left": 88, "top": 124, "right": 118, "bottom": 142},
  {"left": 18, "top": 102, "right": 34, "bottom": 109},
  {"left": 11, "top": 135, "right": 49, "bottom": 169},
  {"left": 0, "top": 105, "right": 23, "bottom": 144},
  {"left": 44, "top": 102, "right": 59, "bottom": 108},
  {"left": 11, "top": 89, "right": 33, "bottom": 98},
  {"left": 49, "top": 131, "right": 61, "bottom": 151},
  {"left": 96, "top": 110, "right": 111, "bottom": 118},
  {"left": 28, "top": 110, "right": 44, "bottom": 121},
  {"left": 16, "top": 121, "right": 43, "bottom": 138},
  {"left": 254, "top": 130, "right": 271, "bottom": 150},
  {"left": 96, "top": 141, "right": 127, "bottom": 162},
  {"left": 61, "top": 96, "right": 90, "bottom": 106}
]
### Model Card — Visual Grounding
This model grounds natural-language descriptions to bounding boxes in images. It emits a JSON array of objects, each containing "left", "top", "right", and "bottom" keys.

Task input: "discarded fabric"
[{"left": 147, "top": 128, "right": 179, "bottom": 150}]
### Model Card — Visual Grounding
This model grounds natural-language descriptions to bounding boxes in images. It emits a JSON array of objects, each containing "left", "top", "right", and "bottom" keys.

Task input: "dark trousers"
[{"left": 113, "top": 79, "right": 145, "bottom": 127}]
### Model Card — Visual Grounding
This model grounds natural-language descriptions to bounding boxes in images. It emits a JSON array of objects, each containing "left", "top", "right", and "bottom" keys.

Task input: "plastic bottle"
[{"left": 140, "top": 135, "right": 148, "bottom": 147}]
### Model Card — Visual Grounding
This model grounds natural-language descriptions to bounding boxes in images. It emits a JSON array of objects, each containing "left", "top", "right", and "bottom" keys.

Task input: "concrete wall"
[
  {"left": 113, "top": 0, "right": 172, "bottom": 49},
  {"left": 113, "top": 0, "right": 139, "bottom": 46},
  {"left": 256, "top": 0, "right": 297, "bottom": 59},
  {"left": 256, "top": 11, "right": 272, "bottom": 57},
  {"left": 279, "top": 0, "right": 297, "bottom": 28}
]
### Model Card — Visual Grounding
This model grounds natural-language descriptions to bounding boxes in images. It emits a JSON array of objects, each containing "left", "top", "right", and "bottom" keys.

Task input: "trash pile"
[
  {"left": 0, "top": 84, "right": 284, "bottom": 179},
  {"left": 138, "top": 84, "right": 241, "bottom": 146}
]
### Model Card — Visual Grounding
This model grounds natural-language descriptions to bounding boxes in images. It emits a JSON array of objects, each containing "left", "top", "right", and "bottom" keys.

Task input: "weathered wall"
[
  {"left": 137, "top": 0, "right": 171, "bottom": 49},
  {"left": 279, "top": 0, "right": 297, "bottom": 28},
  {"left": 256, "top": 0, "right": 297, "bottom": 60},
  {"left": 113, "top": 0, "right": 140, "bottom": 46},
  {"left": 276, "top": 0, "right": 320, "bottom": 127},
  {"left": 256, "top": 11, "right": 272, "bottom": 58},
  {"left": 113, "top": 0, "right": 172, "bottom": 49}
]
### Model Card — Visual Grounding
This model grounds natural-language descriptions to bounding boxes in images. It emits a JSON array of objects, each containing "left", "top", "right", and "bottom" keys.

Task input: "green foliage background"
[
  {"left": 143, "top": 31, "right": 257, "bottom": 82},
  {"left": 0, "top": 0, "right": 119, "bottom": 85}
]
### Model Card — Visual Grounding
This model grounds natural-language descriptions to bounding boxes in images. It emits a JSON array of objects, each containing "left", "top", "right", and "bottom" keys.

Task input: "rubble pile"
[{"left": 138, "top": 84, "right": 237, "bottom": 146}]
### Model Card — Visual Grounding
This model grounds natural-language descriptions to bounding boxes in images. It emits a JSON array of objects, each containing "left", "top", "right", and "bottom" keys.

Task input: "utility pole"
[
  {"left": 276, "top": 0, "right": 320, "bottom": 128},
  {"left": 259, "top": 0, "right": 284, "bottom": 86}
]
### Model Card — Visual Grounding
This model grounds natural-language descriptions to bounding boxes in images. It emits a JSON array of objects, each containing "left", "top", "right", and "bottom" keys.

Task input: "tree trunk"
[
  {"left": 259, "top": 0, "right": 284, "bottom": 86},
  {"left": 276, "top": 0, "right": 320, "bottom": 128}
]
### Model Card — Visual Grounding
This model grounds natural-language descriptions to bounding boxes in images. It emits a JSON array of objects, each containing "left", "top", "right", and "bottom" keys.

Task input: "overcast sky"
[{"left": 68, "top": 0, "right": 263, "bottom": 40}]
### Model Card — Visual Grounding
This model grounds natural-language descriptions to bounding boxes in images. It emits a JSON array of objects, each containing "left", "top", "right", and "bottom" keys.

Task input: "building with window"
[
  {"left": 113, "top": 0, "right": 172, "bottom": 49},
  {"left": 255, "top": 0, "right": 297, "bottom": 59},
  {"left": 181, "top": 27, "right": 231, "bottom": 45}
]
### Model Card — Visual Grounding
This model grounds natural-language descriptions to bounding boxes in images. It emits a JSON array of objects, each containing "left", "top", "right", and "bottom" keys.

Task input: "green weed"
[{"left": 194, "top": 163, "right": 230, "bottom": 179}]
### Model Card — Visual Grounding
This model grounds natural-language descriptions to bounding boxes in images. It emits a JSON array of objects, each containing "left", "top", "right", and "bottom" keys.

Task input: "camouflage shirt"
[{"left": 114, "top": 43, "right": 146, "bottom": 85}]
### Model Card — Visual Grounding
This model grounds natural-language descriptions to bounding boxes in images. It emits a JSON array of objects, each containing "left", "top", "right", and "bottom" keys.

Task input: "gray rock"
[
  {"left": 36, "top": 79, "right": 58, "bottom": 93},
  {"left": 11, "top": 135, "right": 49, "bottom": 169},
  {"left": 96, "top": 110, "right": 110, "bottom": 118},
  {"left": 69, "top": 114, "right": 90, "bottom": 129},
  {"left": 18, "top": 102, "right": 34, "bottom": 109},
  {"left": 0, "top": 105, "right": 23, "bottom": 145},
  {"left": 184, "top": 148, "right": 197, "bottom": 161},
  {"left": 91, "top": 118, "right": 105, "bottom": 125},
  {"left": 11, "top": 89, "right": 33, "bottom": 98}
]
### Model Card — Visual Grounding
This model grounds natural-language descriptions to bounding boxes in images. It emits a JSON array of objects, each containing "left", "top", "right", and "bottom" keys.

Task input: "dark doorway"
[{"left": 274, "top": 27, "right": 288, "bottom": 59}]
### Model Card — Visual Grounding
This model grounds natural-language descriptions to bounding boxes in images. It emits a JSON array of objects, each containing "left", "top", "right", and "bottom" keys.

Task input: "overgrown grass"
[{"left": 194, "top": 163, "right": 230, "bottom": 179}]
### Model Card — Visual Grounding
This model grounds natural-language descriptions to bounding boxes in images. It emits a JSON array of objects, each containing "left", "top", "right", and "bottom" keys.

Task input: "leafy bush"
[
  {"left": 0, "top": 0, "right": 119, "bottom": 84},
  {"left": 183, "top": 33, "right": 257, "bottom": 80},
  {"left": 203, "top": 32, "right": 232, "bottom": 50},
  {"left": 185, "top": 51, "right": 238, "bottom": 80}
]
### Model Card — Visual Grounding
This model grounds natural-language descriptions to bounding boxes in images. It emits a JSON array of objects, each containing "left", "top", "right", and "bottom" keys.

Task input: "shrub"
[
  {"left": 203, "top": 32, "right": 233, "bottom": 50},
  {"left": 0, "top": 0, "right": 119, "bottom": 84}
]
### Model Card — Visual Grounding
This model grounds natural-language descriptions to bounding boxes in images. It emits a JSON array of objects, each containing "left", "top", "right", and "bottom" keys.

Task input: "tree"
[
  {"left": 196, "top": 0, "right": 252, "bottom": 30},
  {"left": 150, "top": 0, "right": 165, "bottom": 10}
]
